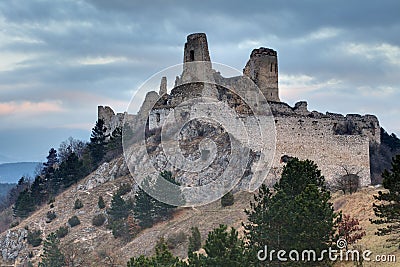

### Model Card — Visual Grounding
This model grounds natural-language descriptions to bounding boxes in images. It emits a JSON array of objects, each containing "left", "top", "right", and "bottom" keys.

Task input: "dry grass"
[
  {"left": 1, "top": 160, "right": 399, "bottom": 267},
  {"left": 332, "top": 187, "right": 399, "bottom": 266}
]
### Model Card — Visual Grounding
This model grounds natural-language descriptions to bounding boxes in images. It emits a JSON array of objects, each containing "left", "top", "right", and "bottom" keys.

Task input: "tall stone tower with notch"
[
  {"left": 180, "top": 33, "right": 213, "bottom": 84},
  {"left": 243, "top": 47, "right": 280, "bottom": 102}
]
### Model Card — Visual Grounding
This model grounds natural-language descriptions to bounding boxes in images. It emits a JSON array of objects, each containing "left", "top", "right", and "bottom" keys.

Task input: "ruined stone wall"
[
  {"left": 98, "top": 106, "right": 124, "bottom": 136},
  {"left": 272, "top": 114, "right": 371, "bottom": 186},
  {"left": 244, "top": 48, "right": 280, "bottom": 102}
]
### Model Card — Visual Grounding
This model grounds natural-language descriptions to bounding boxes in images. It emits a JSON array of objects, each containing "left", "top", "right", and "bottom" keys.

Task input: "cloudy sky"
[{"left": 0, "top": 0, "right": 399, "bottom": 163}]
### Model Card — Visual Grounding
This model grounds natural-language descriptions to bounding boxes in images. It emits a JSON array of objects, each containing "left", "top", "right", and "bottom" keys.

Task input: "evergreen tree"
[
  {"left": 56, "top": 152, "right": 84, "bottom": 188},
  {"left": 42, "top": 148, "right": 58, "bottom": 176},
  {"left": 127, "top": 240, "right": 186, "bottom": 267},
  {"left": 30, "top": 176, "right": 47, "bottom": 206},
  {"left": 371, "top": 155, "right": 400, "bottom": 246},
  {"left": 151, "top": 171, "right": 184, "bottom": 220},
  {"left": 38, "top": 232, "right": 65, "bottom": 267},
  {"left": 133, "top": 178, "right": 156, "bottom": 229},
  {"left": 108, "top": 193, "right": 128, "bottom": 221},
  {"left": 108, "top": 192, "right": 130, "bottom": 239},
  {"left": 13, "top": 188, "right": 35, "bottom": 218},
  {"left": 89, "top": 119, "right": 108, "bottom": 166},
  {"left": 188, "top": 226, "right": 202, "bottom": 255},
  {"left": 134, "top": 171, "right": 183, "bottom": 229},
  {"left": 98, "top": 196, "right": 106, "bottom": 209},
  {"left": 244, "top": 158, "right": 338, "bottom": 266},
  {"left": 189, "top": 225, "right": 247, "bottom": 267}
]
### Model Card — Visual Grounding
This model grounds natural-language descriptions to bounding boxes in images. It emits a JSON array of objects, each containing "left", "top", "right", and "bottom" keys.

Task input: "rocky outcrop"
[
  {"left": 77, "top": 157, "right": 129, "bottom": 191},
  {"left": 0, "top": 228, "right": 27, "bottom": 262}
]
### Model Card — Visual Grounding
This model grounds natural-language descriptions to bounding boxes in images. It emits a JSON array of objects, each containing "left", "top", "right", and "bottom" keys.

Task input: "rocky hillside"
[{"left": 0, "top": 137, "right": 398, "bottom": 266}]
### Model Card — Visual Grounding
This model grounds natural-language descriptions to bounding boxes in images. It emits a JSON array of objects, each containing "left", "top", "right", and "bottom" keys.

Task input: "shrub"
[
  {"left": 47, "top": 197, "right": 55, "bottom": 204},
  {"left": 10, "top": 221, "right": 19, "bottom": 228},
  {"left": 27, "top": 230, "right": 42, "bottom": 247},
  {"left": 98, "top": 196, "right": 106, "bottom": 209},
  {"left": 92, "top": 214, "right": 106, "bottom": 227},
  {"left": 221, "top": 191, "right": 234, "bottom": 207},
  {"left": 116, "top": 183, "right": 132, "bottom": 196},
  {"left": 332, "top": 174, "right": 360, "bottom": 194},
  {"left": 46, "top": 211, "right": 56, "bottom": 222},
  {"left": 68, "top": 216, "right": 81, "bottom": 227},
  {"left": 74, "top": 199, "right": 84, "bottom": 209},
  {"left": 56, "top": 226, "right": 69, "bottom": 238},
  {"left": 166, "top": 231, "right": 187, "bottom": 249}
]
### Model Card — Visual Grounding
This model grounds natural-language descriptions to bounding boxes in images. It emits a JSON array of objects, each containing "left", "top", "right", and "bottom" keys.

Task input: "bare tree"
[{"left": 331, "top": 165, "right": 361, "bottom": 194}]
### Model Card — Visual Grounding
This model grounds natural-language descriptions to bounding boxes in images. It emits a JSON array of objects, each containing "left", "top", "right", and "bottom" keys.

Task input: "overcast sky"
[{"left": 0, "top": 0, "right": 399, "bottom": 163}]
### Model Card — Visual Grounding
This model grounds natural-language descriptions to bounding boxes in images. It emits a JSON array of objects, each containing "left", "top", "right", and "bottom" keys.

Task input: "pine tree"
[
  {"left": 188, "top": 226, "right": 201, "bottom": 255},
  {"left": 38, "top": 232, "right": 65, "bottom": 267},
  {"left": 244, "top": 158, "right": 339, "bottom": 266},
  {"left": 56, "top": 152, "right": 84, "bottom": 188},
  {"left": 133, "top": 178, "right": 156, "bottom": 229},
  {"left": 371, "top": 155, "right": 400, "bottom": 246},
  {"left": 134, "top": 171, "right": 184, "bottom": 229},
  {"left": 127, "top": 240, "right": 186, "bottom": 267},
  {"left": 108, "top": 193, "right": 128, "bottom": 221},
  {"left": 98, "top": 196, "right": 106, "bottom": 209},
  {"left": 42, "top": 148, "right": 58, "bottom": 176},
  {"left": 189, "top": 224, "right": 247, "bottom": 267},
  {"left": 13, "top": 189, "right": 35, "bottom": 218},
  {"left": 89, "top": 119, "right": 108, "bottom": 166},
  {"left": 151, "top": 171, "right": 184, "bottom": 220}
]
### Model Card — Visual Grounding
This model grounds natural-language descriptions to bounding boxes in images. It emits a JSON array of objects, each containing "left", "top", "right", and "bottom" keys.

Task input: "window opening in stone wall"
[
  {"left": 270, "top": 63, "right": 273, "bottom": 72},
  {"left": 156, "top": 113, "right": 161, "bottom": 123},
  {"left": 190, "top": 50, "right": 195, "bottom": 61}
]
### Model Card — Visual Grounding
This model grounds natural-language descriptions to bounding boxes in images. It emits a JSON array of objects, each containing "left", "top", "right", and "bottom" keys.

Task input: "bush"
[
  {"left": 27, "top": 230, "right": 42, "bottom": 247},
  {"left": 46, "top": 211, "right": 56, "bottom": 222},
  {"left": 166, "top": 231, "right": 187, "bottom": 249},
  {"left": 332, "top": 174, "right": 360, "bottom": 194},
  {"left": 68, "top": 216, "right": 81, "bottom": 227},
  {"left": 92, "top": 214, "right": 106, "bottom": 227},
  {"left": 98, "top": 196, "right": 106, "bottom": 209},
  {"left": 56, "top": 226, "right": 69, "bottom": 238},
  {"left": 74, "top": 199, "right": 84, "bottom": 209},
  {"left": 221, "top": 191, "right": 234, "bottom": 207},
  {"left": 10, "top": 221, "right": 19, "bottom": 228},
  {"left": 47, "top": 197, "right": 55, "bottom": 204},
  {"left": 116, "top": 183, "right": 132, "bottom": 196}
]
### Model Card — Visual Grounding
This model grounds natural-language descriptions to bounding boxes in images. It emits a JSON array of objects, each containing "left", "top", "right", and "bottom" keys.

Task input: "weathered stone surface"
[
  {"left": 243, "top": 47, "right": 280, "bottom": 102},
  {"left": 98, "top": 33, "right": 381, "bottom": 187},
  {"left": 0, "top": 228, "right": 27, "bottom": 262},
  {"left": 159, "top": 76, "right": 168, "bottom": 96}
]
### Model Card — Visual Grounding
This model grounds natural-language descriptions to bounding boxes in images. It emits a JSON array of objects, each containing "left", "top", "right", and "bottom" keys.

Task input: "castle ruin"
[{"left": 99, "top": 33, "right": 380, "bottom": 187}]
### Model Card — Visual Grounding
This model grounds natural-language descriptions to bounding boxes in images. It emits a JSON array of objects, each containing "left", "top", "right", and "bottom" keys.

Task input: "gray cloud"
[{"left": 0, "top": 0, "right": 399, "bottom": 162}]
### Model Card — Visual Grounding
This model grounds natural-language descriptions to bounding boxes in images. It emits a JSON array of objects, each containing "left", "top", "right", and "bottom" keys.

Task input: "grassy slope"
[{"left": 1, "top": 162, "right": 399, "bottom": 266}]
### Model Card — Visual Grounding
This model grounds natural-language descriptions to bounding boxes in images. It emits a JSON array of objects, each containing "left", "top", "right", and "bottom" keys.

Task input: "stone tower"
[
  {"left": 159, "top": 76, "right": 167, "bottom": 96},
  {"left": 243, "top": 47, "right": 280, "bottom": 102},
  {"left": 183, "top": 33, "right": 211, "bottom": 62},
  {"left": 180, "top": 33, "right": 213, "bottom": 84}
]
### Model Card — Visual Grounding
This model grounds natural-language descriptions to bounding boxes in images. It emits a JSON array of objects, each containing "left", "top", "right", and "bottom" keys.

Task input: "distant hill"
[
  {"left": 0, "top": 162, "right": 40, "bottom": 183},
  {"left": 0, "top": 183, "right": 15, "bottom": 200}
]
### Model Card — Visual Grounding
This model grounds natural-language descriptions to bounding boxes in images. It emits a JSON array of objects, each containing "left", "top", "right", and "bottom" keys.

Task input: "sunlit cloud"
[
  {"left": 279, "top": 74, "right": 342, "bottom": 101},
  {"left": 346, "top": 42, "right": 400, "bottom": 66},
  {"left": 78, "top": 56, "right": 128, "bottom": 65},
  {"left": 0, "top": 101, "right": 64, "bottom": 116}
]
